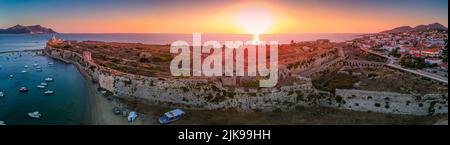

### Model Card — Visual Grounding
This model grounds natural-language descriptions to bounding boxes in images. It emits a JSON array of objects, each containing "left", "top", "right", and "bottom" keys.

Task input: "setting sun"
[{"left": 235, "top": 7, "right": 273, "bottom": 34}]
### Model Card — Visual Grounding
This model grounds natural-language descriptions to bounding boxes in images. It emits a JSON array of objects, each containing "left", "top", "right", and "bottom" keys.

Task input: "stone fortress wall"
[{"left": 45, "top": 43, "right": 448, "bottom": 116}]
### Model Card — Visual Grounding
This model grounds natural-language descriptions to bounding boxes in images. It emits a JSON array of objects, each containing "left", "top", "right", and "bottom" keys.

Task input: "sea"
[{"left": 0, "top": 33, "right": 362, "bottom": 125}]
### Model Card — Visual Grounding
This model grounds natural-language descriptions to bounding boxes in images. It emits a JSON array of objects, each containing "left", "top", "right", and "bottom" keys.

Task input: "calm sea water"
[
  {"left": 0, "top": 33, "right": 361, "bottom": 124},
  {"left": 0, "top": 52, "right": 89, "bottom": 125},
  {"left": 0, "top": 33, "right": 362, "bottom": 52}
]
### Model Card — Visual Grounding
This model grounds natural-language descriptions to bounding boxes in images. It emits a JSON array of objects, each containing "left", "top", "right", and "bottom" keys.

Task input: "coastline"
[{"left": 45, "top": 51, "right": 144, "bottom": 125}]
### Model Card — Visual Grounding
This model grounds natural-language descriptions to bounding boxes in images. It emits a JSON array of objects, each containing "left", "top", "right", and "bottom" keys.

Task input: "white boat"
[
  {"left": 36, "top": 69, "right": 42, "bottom": 72},
  {"left": 44, "top": 90, "right": 54, "bottom": 95},
  {"left": 45, "top": 77, "right": 53, "bottom": 82},
  {"left": 0, "top": 92, "right": 4, "bottom": 97},
  {"left": 36, "top": 85, "right": 46, "bottom": 89},
  {"left": 28, "top": 111, "right": 42, "bottom": 119},
  {"left": 33, "top": 64, "right": 38, "bottom": 67},
  {"left": 9, "top": 75, "right": 13, "bottom": 78},
  {"left": 128, "top": 111, "right": 138, "bottom": 122},
  {"left": 48, "top": 62, "right": 54, "bottom": 65},
  {"left": 35, "top": 66, "right": 41, "bottom": 69},
  {"left": 21, "top": 70, "right": 27, "bottom": 73},
  {"left": 0, "top": 121, "right": 5, "bottom": 125},
  {"left": 24, "top": 65, "right": 28, "bottom": 68},
  {"left": 40, "top": 83, "right": 47, "bottom": 86}
]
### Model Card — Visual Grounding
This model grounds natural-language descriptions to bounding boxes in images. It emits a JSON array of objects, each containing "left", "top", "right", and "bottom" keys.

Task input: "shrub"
[{"left": 374, "top": 103, "right": 381, "bottom": 107}]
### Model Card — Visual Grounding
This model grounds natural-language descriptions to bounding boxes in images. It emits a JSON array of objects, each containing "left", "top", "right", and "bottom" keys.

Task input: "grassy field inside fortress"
[
  {"left": 313, "top": 67, "right": 447, "bottom": 95},
  {"left": 117, "top": 98, "right": 446, "bottom": 125}
]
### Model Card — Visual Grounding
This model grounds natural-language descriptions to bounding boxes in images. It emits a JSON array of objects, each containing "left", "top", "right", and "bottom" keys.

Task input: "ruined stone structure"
[{"left": 343, "top": 60, "right": 385, "bottom": 69}]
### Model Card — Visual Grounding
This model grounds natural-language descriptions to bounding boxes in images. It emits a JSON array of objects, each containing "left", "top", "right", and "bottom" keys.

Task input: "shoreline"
[{"left": 45, "top": 52, "right": 144, "bottom": 125}]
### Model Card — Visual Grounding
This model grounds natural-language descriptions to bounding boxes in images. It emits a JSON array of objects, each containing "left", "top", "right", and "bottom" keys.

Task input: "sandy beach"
[{"left": 85, "top": 80, "right": 145, "bottom": 125}]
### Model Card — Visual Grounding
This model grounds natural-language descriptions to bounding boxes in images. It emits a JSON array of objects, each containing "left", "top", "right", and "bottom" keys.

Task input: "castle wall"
[{"left": 45, "top": 45, "right": 448, "bottom": 115}]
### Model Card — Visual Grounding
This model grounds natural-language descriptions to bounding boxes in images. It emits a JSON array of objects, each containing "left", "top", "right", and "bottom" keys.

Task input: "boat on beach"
[
  {"left": 128, "top": 111, "right": 138, "bottom": 122},
  {"left": 28, "top": 111, "right": 42, "bottom": 119},
  {"left": 159, "top": 109, "right": 185, "bottom": 124},
  {"left": 44, "top": 90, "right": 54, "bottom": 95}
]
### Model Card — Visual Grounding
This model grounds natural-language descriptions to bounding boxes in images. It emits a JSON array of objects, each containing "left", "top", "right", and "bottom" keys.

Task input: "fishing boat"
[
  {"left": 159, "top": 109, "right": 185, "bottom": 124},
  {"left": 28, "top": 111, "right": 42, "bottom": 119},
  {"left": 45, "top": 77, "right": 53, "bottom": 82},
  {"left": 44, "top": 90, "right": 54, "bottom": 95},
  {"left": 40, "top": 83, "right": 47, "bottom": 86},
  {"left": 0, "top": 92, "right": 4, "bottom": 97},
  {"left": 128, "top": 111, "right": 138, "bottom": 122},
  {"left": 36, "top": 85, "right": 46, "bottom": 89},
  {"left": 19, "top": 87, "right": 28, "bottom": 92}
]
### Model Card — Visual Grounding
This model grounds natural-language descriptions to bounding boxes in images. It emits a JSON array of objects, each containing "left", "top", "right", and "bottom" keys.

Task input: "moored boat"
[
  {"left": 44, "top": 90, "right": 54, "bottom": 95},
  {"left": 40, "top": 83, "right": 47, "bottom": 86},
  {"left": 0, "top": 92, "right": 4, "bottom": 97},
  {"left": 0, "top": 120, "right": 5, "bottom": 125},
  {"left": 45, "top": 77, "right": 53, "bottom": 82},
  {"left": 21, "top": 70, "right": 27, "bottom": 73},
  {"left": 36, "top": 85, "right": 46, "bottom": 89},
  {"left": 19, "top": 87, "right": 28, "bottom": 92},
  {"left": 28, "top": 111, "right": 42, "bottom": 119}
]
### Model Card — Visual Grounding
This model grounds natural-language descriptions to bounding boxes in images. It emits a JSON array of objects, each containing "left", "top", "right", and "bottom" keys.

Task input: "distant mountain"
[
  {"left": 381, "top": 26, "right": 413, "bottom": 33},
  {"left": 381, "top": 23, "right": 448, "bottom": 33},
  {"left": 0, "top": 24, "right": 57, "bottom": 34}
]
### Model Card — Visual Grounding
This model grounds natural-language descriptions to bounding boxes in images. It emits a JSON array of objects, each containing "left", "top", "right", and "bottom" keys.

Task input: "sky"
[{"left": 0, "top": 0, "right": 448, "bottom": 34}]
